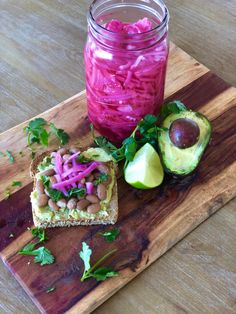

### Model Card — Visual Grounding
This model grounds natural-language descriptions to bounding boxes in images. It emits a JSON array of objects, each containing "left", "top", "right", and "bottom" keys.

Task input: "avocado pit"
[{"left": 169, "top": 118, "right": 200, "bottom": 149}]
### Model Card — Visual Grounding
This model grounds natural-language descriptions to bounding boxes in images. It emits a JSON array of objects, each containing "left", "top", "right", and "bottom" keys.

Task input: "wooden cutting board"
[{"left": 0, "top": 43, "right": 235, "bottom": 314}]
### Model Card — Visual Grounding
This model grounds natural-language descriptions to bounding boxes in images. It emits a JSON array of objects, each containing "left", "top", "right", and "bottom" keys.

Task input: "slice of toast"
[{"left": 30, "top": 148, "right": 118, "bottom": 228}]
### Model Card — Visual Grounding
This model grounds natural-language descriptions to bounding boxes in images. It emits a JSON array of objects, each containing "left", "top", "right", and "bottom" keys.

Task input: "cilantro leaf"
[
  {"left": 12, "top": 181, "right": 22, "bottom": 187},
  {"left": 33, "top": 247, "right": 54, "bottom": 266},
  {"left": 79, "top": 241, "right": 118, "bottom": 282},
  {"left": 6, "top": 150, "right": 15, "bottom": 163},
  {"left": 24, "top": 118, "right": 70, "bottom": 147},
  {"left": 67, "top": 188, "right": 86, "bottom": 198},
  {"left": 46, "top": 287, "right": 55, "bottom": 293},
  {"left": 41, "top": 176, "right": 64, "bottom": 201},
  {"left": 79, "top": 242, "right": 92, "bottom": 273},
  {"left": 99, "top": 228, "right": 120, "bottom": 242},
  {"left": 24, "top": 118, "right": 49, "bottom": 147},
  {"left": 122, "top": 137, "right": 137, "bottom": 161},
  {"left": 159, "top": 100, "right": 187, "bottom": 121},
  {"left": 93, "top": 173, "right": 109, "bottom": 186},
  {"left": 47, "top": 188, "right": 64, "bottom": 202},
  {"left": 31, "top": 227, "right": 47, "bottom": 243},
  {"left": 39, "top": 129, "right": 49, "bottom": 146},
  {"left": 94, "top": 136, "right": 118, "bottom": 155},
  {"left": 50, "top": 123, "right": 70, "bottom": 145},
  {"left": 19, "top": 243, "right": 37, "bottom": 254},
  {"left": 92, "top": 267, "right": 119, "bottom": 281},
  {"left": 27, "top": 118, "right": 47, "bottom": 130},
  {"left": 77, "top": 155, "right": 91, "bottom": 164}
]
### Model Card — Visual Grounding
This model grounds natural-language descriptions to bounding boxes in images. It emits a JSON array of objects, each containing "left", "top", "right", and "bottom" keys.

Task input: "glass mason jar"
[{"left": 84, "top": 0, "right": 169, "bottom": 143}]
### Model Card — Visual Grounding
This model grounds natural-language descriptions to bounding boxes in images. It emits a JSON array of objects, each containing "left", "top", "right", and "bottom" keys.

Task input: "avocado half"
[{"left": 158, "top": 110, "right": 212, "bottom": 176}]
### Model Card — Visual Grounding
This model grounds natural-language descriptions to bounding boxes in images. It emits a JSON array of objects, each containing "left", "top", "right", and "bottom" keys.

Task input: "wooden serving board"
[{"left": 0, "top": 43, "right": 236, "bottom": 314}]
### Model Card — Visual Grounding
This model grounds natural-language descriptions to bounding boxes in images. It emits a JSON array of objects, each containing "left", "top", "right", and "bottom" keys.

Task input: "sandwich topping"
[{"left": 31, "top": 147, "right": 116, "bottom": 222}]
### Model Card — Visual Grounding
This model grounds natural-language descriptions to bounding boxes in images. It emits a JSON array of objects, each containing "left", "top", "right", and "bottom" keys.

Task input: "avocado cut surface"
[{"left": 158, "top": 111, "right": 212, "bottom": 176}]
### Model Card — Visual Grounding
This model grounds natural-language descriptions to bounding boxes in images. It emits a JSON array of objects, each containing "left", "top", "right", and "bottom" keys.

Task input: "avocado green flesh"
[
  {"left": 32, "top": 149, "right": 115, "bottom": 222},
  {"left": 158, "top": 111, "right": 212, "bottom": 175}
]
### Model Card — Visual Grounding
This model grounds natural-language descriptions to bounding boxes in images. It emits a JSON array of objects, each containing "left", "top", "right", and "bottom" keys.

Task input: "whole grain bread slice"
[{"left": 30, "top": 149, "right": 118, "bottom": 228}]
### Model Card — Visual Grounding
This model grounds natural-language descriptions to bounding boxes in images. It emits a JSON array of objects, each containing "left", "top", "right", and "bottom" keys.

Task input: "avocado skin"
[{"left": 158, "top": 110, "right": 212, "bottom": 176}]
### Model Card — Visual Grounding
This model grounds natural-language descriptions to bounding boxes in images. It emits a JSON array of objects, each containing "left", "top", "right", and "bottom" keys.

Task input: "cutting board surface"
[{"left": 0, "top": 43, "right": 236, "bottom": 314}]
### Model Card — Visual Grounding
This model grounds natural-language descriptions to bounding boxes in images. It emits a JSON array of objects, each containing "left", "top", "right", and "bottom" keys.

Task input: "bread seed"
[
  {"left": 77, "top": 199, "right": 90, "bottom": 210},
  {"left": 57, "top": 148, "right": 67, "bottom": 156},
  {"left": 57, "top": 199, "right": 67, "bottom": 208},
  {"left": 87, "top": 203, "right": 101, "bottom": 214},
  {"left": 97, "top": 184, "right": 107, "bottom": 200},
  {"left": 37, "top": 194, "right": 48, "bottom": 207},
  {"left": 86, "top": 195, "right": 99, "bottom": 203},
  {"left": 36, "top": 180, "right": 44, "bottom": 194},
  {"left": 48, "top": 199, "right": 59, "bottom": 211},
  {"left": 40, "top": 168, "right": 55, "bottom": 176},
  {"left": 67, "top": 198, "right": 77, "bottom": 210}
]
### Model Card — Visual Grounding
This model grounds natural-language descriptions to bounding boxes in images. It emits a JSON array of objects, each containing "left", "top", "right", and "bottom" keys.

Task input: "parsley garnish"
[
  {"left": 12, "top": 181, "right": 22, "bottom": 187},
  {"left": 6, "top": 150, "right": 15, "bottom": 163},
  {"left": 93, "top": 173, "right": 109, "bottom": 186},
  {"left": 99, "top": 229, "right": 120, "bottom": 242},
  {"left": 19, "top": 246, "right": 54, "bottom": 266},
  {"left": 77, "top": 155, "right": 91, "bottom": 164},
  {"left": 0, "top": 152, "right": 5, "bottom": 157},
  {"left": 18, "top": 227, "right": 54, "bottom": 266},
  {"left": 24, "top": 118, "right": 70, "bottom": 147},
  {"left": 41, "top": 175, "right": 64, "bottom": 202},
  {"left": 31, "top": 227, "right": 47, "bottom": 243},
  {"left": 79, "top": 242, "right": 118, "bottom": 282},
  {"left": 159, "top": 100, "right": 187, "bottom": 121},
  {"left": 46, "top": 287, "right": 55, "bottom": 293},
  {"left": 67, "top": 188, "right": 86, "bottom": 198},
  {"left": 50, "top": 123, "right": 70, "bottom": 145}
]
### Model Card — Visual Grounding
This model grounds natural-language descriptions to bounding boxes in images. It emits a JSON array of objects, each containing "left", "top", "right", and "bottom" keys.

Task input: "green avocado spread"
[{"left": 31, "top": 148, "right": 115, "bottom": 222}]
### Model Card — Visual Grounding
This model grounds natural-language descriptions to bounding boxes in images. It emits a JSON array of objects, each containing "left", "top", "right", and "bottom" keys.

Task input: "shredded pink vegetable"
[
  {"left": 86, "top": 182, "right": 94, "bottom": 195},
  {"left": 85, "top": 17, "right": 169, "bottom": 142},
  {"left": 65, "top": 151, "right": 80, "bottom": 164},
  {"left": 52, "top": 161, "right": 99, "bottom": 190},
  {"left": 55, "top": 153, "right": 63, "bottom": 175}
]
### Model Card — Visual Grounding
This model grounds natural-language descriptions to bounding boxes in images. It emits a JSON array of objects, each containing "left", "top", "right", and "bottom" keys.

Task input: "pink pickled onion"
[
  {"left": 54, "top": 153, "right": 63, "bottom": 174},
  {"left": 52, "top": 161, "right": 99, "bottom": 190},
  {"left": 65, "top": 151, "right": 80, "bottom": 164},
  {"left": 86, "top": 182, "right": 94, "bottom": 195}
]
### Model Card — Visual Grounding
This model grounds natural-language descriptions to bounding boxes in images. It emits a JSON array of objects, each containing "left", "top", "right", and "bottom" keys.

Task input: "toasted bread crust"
[{"left": 30, "top": 148, "right": 118, "bottom": 228}]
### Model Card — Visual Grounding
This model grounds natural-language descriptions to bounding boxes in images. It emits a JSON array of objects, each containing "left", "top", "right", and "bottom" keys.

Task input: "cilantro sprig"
[
  {"left": 6, "top": 150, "right": 15, "bottom": 163},
  {"left": 79, "top": 242, "right": 118, "bottom": 282},
  {"left": 18, "top": 227, "right": 54, "bottom": 266},
  {"left": 24, "top": 118, "right": 70, "bottom": 147},
  {"left": 91, "top": 100, "right": 187, "bottom": 167},
  {"left": 99, "top": 228, "right": 120, "bottom": 242},
  {"left": 12, "top": 181, "right": 22, "bottom": 187},
  {"left": 93, "top": 173, "right": 109, "bottom": 186},
  {"left": 19, "top": 245, "right": 54, "bottom": 266}
]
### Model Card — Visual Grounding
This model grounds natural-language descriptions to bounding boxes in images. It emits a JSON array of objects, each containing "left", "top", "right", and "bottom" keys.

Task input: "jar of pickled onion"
[{"left": 84, "top": 0, "right": 169, "bottom": 143}]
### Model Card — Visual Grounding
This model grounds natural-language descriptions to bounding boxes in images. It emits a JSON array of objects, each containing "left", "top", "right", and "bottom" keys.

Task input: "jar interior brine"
[{"left": 85, "top": 0, "right": 170, "bottom": 143}]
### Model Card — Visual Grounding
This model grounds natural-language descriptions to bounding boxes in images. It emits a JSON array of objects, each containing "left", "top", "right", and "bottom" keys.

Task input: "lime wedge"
[{"left": 124, "top": 143, "right": 164, "bottom": 189}]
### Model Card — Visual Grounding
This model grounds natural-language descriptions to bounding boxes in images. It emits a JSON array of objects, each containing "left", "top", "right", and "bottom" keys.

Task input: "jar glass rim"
[{"left": 88, "top": 0, "right": 169, "bottom": 38}]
